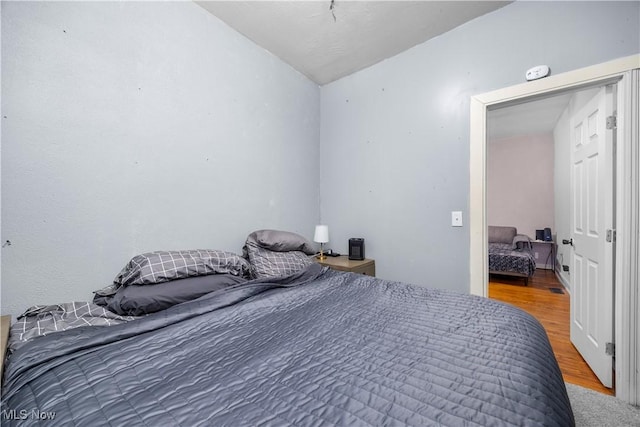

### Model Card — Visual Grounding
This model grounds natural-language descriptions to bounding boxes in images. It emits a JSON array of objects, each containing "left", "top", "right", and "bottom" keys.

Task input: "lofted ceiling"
[
  {"left": 196, "top": 1, "right": 511, "bottom": 85},
  {"left": 196, "top": 1, "right": 569, "bottom": 139}
]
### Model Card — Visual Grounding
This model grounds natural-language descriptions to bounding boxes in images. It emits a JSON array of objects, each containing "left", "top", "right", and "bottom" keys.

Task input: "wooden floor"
[{"left": 489, "top": 269, "right": 614, "bottom": 396}]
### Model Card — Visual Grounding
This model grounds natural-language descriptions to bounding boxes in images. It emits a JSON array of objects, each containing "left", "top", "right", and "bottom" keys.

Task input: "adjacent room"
[{"left": 1, "top": 1, "right": 639, "bottom": 425}]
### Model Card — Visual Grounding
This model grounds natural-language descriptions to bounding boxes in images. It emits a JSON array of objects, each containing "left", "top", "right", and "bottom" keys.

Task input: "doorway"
[
  {"left": 468, "top": 55, "right": 640, "bottom": 404},
  {"left": 485, "top": 84, "right": 615, "bottom": 393}
]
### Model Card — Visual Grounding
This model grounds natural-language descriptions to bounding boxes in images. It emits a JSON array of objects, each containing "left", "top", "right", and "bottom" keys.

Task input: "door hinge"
[
  {"left": 605, "top": 342, "right": 615, "bottom": 357},
  {"left": 606, "top": 229, "right": 616, "bottom": 243},
  {"left": 606, "top": 115, "right": 617, "bottom": 130}
]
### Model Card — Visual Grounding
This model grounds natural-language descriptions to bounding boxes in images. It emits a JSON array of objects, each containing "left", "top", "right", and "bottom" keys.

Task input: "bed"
[
  {"left": 1, "top": 231, "right": 573, "bottom": 426},
  {"left": 488, "top": 226, "right": 537, "bottom": 285}
]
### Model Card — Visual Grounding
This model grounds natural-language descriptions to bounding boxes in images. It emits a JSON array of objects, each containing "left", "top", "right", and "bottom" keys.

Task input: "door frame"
[{"left": 469, "top": 54, "right": 640, "bottom": 404}]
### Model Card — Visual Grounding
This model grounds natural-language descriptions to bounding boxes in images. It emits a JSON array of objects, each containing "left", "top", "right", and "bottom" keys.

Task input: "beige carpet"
[{"left": 566, "top": 383, "right": 640, "bottom": 426}]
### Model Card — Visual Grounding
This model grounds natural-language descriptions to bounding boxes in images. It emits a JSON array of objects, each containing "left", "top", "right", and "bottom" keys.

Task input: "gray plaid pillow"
[
  {"left": 245, "top": 243, "right": 314, "bottom": 279},
  {"left": 115, "top": 250, "right": 251, "bottom": 286}
]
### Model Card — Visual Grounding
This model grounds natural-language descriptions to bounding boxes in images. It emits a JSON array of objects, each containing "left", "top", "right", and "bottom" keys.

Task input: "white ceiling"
[
  {"left": 487, "top": 93, "right": 574, "bottom": 140},
  {"left": 196, "top": 1, "right": 511, "bottom": 85}
]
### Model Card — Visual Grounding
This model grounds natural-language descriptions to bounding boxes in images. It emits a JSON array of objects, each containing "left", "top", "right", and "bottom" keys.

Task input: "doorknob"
[{"left": 562, "top": 238, "right": 573, "bottom": 246}]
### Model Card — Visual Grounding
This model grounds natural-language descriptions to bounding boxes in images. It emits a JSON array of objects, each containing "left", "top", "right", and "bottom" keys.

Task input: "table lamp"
[{"left": 314, "top": 225, "right": 329, "bottom": 260}]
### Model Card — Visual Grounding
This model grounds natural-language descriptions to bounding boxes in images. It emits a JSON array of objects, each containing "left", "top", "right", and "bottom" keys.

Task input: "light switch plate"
[{"left": 451, "top": 211, "right": 463, "bottom": 227}]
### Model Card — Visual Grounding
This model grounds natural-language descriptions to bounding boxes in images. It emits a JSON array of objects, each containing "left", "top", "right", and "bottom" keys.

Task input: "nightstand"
[
  {"left": 1, "top": 315, "right": 10, "bottom": 381},
  {"left": 316, "top": 256, "right": 375, "bottom": 277}
]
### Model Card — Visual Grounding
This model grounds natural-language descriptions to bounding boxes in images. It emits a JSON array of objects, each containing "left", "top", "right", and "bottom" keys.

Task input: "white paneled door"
[{"left": 570, "top": 86, "right": 615, "bottom": 388}]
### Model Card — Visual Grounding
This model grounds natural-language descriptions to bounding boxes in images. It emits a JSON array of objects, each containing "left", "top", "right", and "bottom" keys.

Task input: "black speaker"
[
  {"left": 535, "top": 229, "right": 544, "bottom": 241},
  {"left": 543, "top": 228, "right": 552, "bottom": 242},
  {"left": 348, "top": 238, "right": 365, "bottom": 260}
]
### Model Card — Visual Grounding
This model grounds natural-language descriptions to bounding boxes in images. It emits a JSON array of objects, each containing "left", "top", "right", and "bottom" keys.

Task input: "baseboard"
[{"left": 555, "top": 269, "right": 571, "bottom": 294}]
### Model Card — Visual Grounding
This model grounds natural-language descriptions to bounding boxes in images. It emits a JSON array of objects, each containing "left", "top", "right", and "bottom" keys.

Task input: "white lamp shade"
[{"left": 314, "top": 225, "right": 329, "bottom": 243}]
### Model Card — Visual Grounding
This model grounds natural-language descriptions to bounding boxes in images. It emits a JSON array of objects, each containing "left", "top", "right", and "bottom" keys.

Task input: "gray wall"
[
  {"left": 1, "top": 2, "right": 320, "bottom": 315},
  {"left": 2, "top": 1, "right": 639, "bottom": 313},
  {"left": 320, "top": 1, "right": 640, "bottom": 292}
]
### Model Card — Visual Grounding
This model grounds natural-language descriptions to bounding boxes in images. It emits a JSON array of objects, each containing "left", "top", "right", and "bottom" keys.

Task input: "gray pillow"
[
  {"left": 512, "top": 234, "right": 532, "bottom": 250},
  {"left": 245, "top": 243, "right": 314, "bottom": 279},
  {"left": 103, "top": 274, "right": 247, "bottom": 316},
  {"left": 114, "top": 250, "right": 252, "bottom": 286},
  {"left": 488, "top": 226, "right": 518, "bottom": 244},
  {"left": 246, "top": 230, "right": 316, "bottom": 254}
]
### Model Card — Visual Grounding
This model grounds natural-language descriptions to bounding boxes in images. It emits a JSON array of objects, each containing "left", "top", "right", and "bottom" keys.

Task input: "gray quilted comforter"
[
  {"left": 489, "top": 243, "right": 537, "bottom": 277},
  {"left": 1, "top": 265, "right": 573, "bottom": 426}
]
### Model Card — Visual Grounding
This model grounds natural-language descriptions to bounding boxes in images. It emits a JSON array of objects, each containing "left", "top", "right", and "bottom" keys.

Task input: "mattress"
[
  {"left": 1, "top": 264, "right": 573, "bottom": 426},
  {"left": 489, "top": 242, "right": 537, "bottom": 277}
]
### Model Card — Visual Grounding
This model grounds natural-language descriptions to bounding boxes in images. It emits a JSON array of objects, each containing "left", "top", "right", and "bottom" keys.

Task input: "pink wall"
[{"left": 487, "top": 133, "right": 555, "bottom": 239}]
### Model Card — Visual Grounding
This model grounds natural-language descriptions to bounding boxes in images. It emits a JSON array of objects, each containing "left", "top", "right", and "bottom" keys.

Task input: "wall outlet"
[
  {"left": 451, "top": 211, "right": 463, "bottom": 227},
  {"left": 534, "top": 252, "right": 539, "bottom": 259}
]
